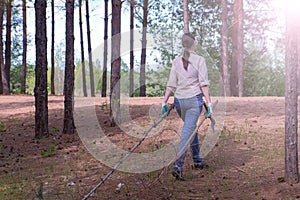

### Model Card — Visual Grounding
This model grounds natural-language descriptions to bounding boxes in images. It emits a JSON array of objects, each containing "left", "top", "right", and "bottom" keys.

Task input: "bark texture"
[
  {"left": 285, "top": 1, "right": 299, "bottom": 183},
  {"left": 79, "top": 0, "right": 87, "bottom": 97},
  {"left": 231, "top": 0, "right": 244, "bottom": 97},
  {"left": 34, "top": 0, "right": 49, "bottom": 139},
  {"left": 110, "top": 0, "right": 122, "bottom": 126},
  {"left": 183, "top": 0, "right": 189, "bottom": 33},
  {"left": 0, "top": 0, "right": 5, "bottom": 94},
  {"left": 129, "top": 0, "right": 134, "bottom": 97},
  {"left": 220, "top": 0, "right": 230, "bottom": 96},
  {"left": 102, "top": 0, "right": 109, "bottom": 97},
  {"left": 139, "top": 0, "right": 148, "bottom": 97},
  {"left": 50, "top": 0, "right": 55, "bottom": 95},
  {"left": 86, "top": 0, "right": 95, "bottom": 97},
  {"left": 63, "top": 0, "right": 75, "bottom": 134},
  {"left": 5, "top": 0, "right": 12, "bottom": 94},
  {"left": 21, "top": 0, "right": 27, "bottom": 94}
]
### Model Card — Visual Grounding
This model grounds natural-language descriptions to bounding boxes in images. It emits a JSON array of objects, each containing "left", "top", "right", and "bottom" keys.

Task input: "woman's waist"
[{"left": 174, "top": 87, "right": 202, "bottom": 99}]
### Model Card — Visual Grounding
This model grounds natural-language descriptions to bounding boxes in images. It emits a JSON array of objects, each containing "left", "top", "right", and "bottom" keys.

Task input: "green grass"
[
  {"left": 0, "top": 182, "right": 24, "bottom": 200},
  {"left": 0, "top": 145, "right": 4, "bottom": 153},
  {"left": 0, "top": 123, "right": 6, "bottom": 132},
  {"left": 36, "top": 183, "right": 43, "bottom": 200},
  {"left": 51, "top": 126, "right": 59, "bottom": 134},
  {"left": 40, "top": 144, "right": 55, "bottom": 158}
]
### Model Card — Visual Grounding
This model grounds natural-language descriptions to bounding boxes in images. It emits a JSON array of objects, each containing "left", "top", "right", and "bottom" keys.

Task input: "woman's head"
[{"left": 182, "top": 32, "right": 195, "bottom": 50}]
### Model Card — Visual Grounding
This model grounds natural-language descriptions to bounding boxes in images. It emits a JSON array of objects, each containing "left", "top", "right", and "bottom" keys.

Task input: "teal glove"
[
  {"left": 205, "top": 104, "right": 212, "bottom": 118},
  {"left": 160, "top": 104, "right": 170, "bottom": 116}
]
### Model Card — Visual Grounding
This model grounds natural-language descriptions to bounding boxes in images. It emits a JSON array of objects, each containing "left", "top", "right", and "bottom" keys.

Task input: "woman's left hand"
[{"left": 205, "top": 104, "right": 213, "bottom": 118}]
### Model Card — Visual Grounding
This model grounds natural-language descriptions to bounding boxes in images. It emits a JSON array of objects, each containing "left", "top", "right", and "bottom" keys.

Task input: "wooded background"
[
  {"left": 0, "top": 0, "right": 289, "bottom": 98},
  {"left": 0, "top": 0, "right": 299, "bottom": 183}
]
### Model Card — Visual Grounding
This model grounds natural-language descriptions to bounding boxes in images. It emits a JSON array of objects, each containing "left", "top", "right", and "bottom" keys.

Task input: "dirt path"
[{"left": 0, "top": 95, "right": 300, "bottom": 200}]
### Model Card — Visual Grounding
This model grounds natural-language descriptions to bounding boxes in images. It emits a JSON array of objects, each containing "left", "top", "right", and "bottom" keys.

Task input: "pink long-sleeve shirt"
[{"left": 167, "top": 51, "right": 209, "bottom": 99}]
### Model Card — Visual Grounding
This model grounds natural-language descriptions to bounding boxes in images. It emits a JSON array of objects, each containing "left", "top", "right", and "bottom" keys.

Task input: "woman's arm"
[
  {"left": 201, "top": 85, "right": 212, "bottom": 106},
  {"left": 163, "top": 86, "right": 174, "bottom": 105}
]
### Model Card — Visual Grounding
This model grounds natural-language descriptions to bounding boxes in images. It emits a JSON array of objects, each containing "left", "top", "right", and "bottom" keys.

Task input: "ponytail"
[
  {"left": 181, "top": 32, "right": 195, "bottom": 71},
  {"left": 182, "top": 50, "right": 190, "bottom": 70}
]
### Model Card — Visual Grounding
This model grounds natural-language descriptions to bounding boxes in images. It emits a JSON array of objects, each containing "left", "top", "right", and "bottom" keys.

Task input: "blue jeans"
[{"left": 173, "top": 94, "right": 203, "bottom": 168}]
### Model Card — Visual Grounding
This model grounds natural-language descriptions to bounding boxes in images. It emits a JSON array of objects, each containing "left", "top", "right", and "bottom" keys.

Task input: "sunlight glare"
[
  {"left": 280, "top": 0, "right": 300, "bottom": 19},
  {"left": 273, "top": 0, "right": 300, "bottom": 24}
]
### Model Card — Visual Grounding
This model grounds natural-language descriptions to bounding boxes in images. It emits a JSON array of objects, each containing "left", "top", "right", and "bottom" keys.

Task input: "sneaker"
[
  {"left": 172, "top": 166, "right": 185, "bottom": 181},
  {"left": 194, "top": 161, "right": 208, "bottom": 170}
]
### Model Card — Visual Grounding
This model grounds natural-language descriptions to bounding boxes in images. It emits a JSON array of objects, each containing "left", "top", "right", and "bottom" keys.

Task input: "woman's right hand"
[{"left": 160, "top": 103, "right": 170, "bottom": 116}]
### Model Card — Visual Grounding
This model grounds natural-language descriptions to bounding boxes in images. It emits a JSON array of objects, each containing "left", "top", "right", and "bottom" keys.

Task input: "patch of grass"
[
  {"left": 36, "top": 182, "right": 43, "bottom": 200},
  {"left": 0, "top": 122, "right": 6, "bottom": 132},
  {"left": 0, "top": 183, "right": 23, "bottom": 200},
  {"left": 40, "top": 144, "right": 55, "bottom": 158},
  {"left": 51, "top": 126, "right": 59, "bottom": 134},
  {"left": 0, "top": 144, "right": 4, "bottom": 153}
]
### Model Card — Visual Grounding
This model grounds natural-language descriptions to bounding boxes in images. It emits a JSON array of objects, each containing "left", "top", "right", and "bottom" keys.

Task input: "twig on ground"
[
  {"left": 234, "top": 166, "right": 247, "bottom": 174},
  {"left": 147, "top": 166, "right": 168, "bottom": 187}
]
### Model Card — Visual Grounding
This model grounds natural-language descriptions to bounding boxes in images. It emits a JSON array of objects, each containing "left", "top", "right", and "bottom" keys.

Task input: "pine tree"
[
  {"left": 221, "top": 0, "right": 230, "bottom": 96},
  {"left": 183, "top": 0, "right": 189, "bottom": 33},
  {"left": 139, "top": 0, "right": 148, "bottom": 97},
  {"left": 0, "top": 0, "right": 4, "bottom": 94},
  {"left": 5, "top": 0, "right": 12, "bottom": 94},
  {"left": 63, "top": 0, "right": 75, "bottom": 134},
  {"left": 110, "top": 0, "right": 122, "bottom": 126},
  {"left": 285, "top": 0, "right": 299, "bottom": 183},
  {"left": 50, "top": 0, "right": 55, "bottom": 95},
  {"left": 86, "top": 0, "right": 95, "bottom": 97},
  {"left": 21, "top": 0, "right": 27, "bottom": 94},
  {"left": 34, "top": 0, "right": 49, "bottom": 138},
  {"left": 129, "top": 0, "right": 134, "bottom": 97},
  {"left": 79, "top": 0, "right": 87, "bottom": 97},
  {"left": 102, "top": 0, "right": 109, "bottom": 97}
]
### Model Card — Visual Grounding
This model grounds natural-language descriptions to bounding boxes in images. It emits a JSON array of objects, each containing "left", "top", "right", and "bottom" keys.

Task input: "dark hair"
[{"left": 182, "top": 33, "right": 195, "bottom": 70}]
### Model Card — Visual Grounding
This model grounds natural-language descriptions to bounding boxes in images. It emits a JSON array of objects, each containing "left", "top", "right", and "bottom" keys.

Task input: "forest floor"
[{"left": 0, "top": 95, "right": 300, "bottom": 200}]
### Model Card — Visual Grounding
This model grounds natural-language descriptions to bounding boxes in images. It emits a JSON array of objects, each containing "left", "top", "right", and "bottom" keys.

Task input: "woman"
[{"left": 161, "top": 32, "right": 212, "bottom": 180}]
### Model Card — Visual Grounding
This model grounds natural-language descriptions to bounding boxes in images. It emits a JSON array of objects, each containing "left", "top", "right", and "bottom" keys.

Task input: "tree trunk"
[
  {"left": 139, "top": 0, "right": 148, "bottom": 97},
  {"left": 298, "top": 35, "right": 300, "bottom": 96},
  {"left": 285, "top": 0, "right": 299, "bottom": 183},
  {"left": 220, "top": 0, "right": 230, "bottom": 97},
  {"left": 21, "top": 0, "right": 27, "bottom": 94},
  {"left": 5, "top": 0, "right": 12, "bottom": 94},
  {"left": 79, "top": 0, "right": 87, "bottom": 97},
  {"left": 86, "top": 0, "right": 95, "bottom": 97},
  {"left": 0, "top": 21, "right": 8, "bottom": 94},
  {"left": 34, "top": 0, "right": 49, "bottom": 139},
  {"left": 102, "top": 0, "right": 108, "bottom": 97},
  {"left": 183, "top": 0, "right": 189, "bottom": 33},
  {"left": 231, "top": 0, "right": 238, "bottom": 96},
  {"left": 50, "top": 0, "right": 55, "bottom": 95},
  {"left": 230, "top": 0, "right": 239, "bottom": 96},
  {"left": 237, "top": 0, "right": 244, "bottom": 97},
  {"left": 129, "top": 0, "right": 134, "bottom": 97},
  {"left": 63, "top": 0, "right": 75, "bottom": 134},
  {"left": 0, "top": 0, "right": 4, "bottom": 94},
  {"left": 110, "top": 0, "right": 122, "bottom": 126}
]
